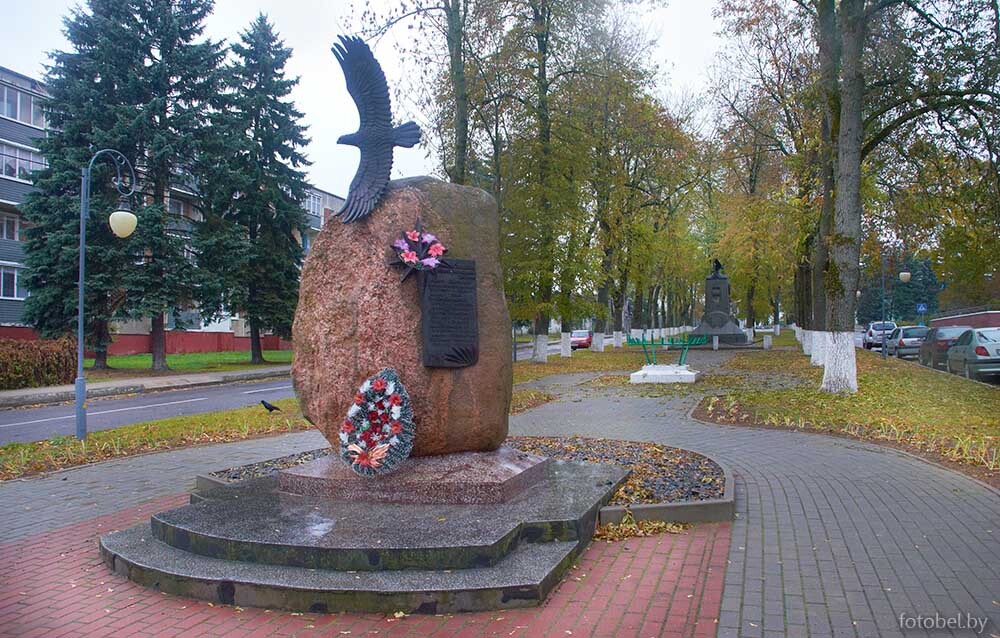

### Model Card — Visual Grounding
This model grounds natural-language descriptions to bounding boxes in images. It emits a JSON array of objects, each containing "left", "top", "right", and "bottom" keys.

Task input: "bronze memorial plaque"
[{"left": 420, "top": 259, "right": 479, "bottom": 368}]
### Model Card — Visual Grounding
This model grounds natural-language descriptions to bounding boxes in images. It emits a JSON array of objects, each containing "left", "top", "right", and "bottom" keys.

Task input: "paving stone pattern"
[
  {"left": 0, "top": 492, "right": 730, "bottom": 638},
  {"left": 514, "top": 351, "right": 1000, "bottom": 638},
  {"left": 1, "top": 348, "right": 998, "bottom": 637}
]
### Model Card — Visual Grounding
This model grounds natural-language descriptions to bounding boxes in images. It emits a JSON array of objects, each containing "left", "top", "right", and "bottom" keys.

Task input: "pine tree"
[
  {"left": 121, "top": 0, "right": 224, "bottom": 370},
  {"left": 20, "top": 0, "right": 145, "bottom": 369},
  {"left": 194, "top": 14, "right": 309, "bottom": 364}
]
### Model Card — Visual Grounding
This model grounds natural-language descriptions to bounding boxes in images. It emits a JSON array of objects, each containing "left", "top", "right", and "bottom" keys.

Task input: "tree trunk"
[
  {"left": 91, "top": 319, "right": 111, "bottom": 370},
  {"left": 559, "top": 316, "right": 571, "bottom": 358},
  {"left": 821, "top": 0, "right": 864, "bottom": 394},
  {"left": 249, "top": 319, "right": 265, "bottom": 365},
  {"left": 445, "top": 0, "right": 468, "bottom": 185},
  {"left": 532, "top": 315, "right": 549, "bottom": 363},
  {"left": 151, "top": 313, "right": 168, "bottom": 371},
  {"left": 794, "top": 242, "right": 812, "bottom": 328},
  {"left": 813, "top": 0, "right": 840, "bottom": 335}
]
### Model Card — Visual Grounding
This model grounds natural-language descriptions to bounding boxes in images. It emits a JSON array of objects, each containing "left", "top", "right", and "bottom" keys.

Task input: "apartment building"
[{"left": 0, "top": 64, "right": 345, "bottom": 352}]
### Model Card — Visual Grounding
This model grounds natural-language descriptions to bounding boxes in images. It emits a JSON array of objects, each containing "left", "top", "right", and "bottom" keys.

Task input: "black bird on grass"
[
  {"left": 261, "top": 400, "right": 281, "bottom": 413},
  {"left": 332, "top": 35, "right": 422, "bottom": 224}
]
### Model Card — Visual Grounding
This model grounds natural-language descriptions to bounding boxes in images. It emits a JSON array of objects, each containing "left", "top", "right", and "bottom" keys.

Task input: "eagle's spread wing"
[
  {"left": 339, "top": 140, "right": 393, "bottom": 224},
  {"left": 332, "top": 35, "right": 392, "bottom": 130},
  {"left": 333, "top": 36, "right": 394, "bottom": 223}
]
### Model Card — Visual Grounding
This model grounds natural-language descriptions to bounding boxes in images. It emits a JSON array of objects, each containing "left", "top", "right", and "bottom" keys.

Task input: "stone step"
[
  {"left": 100, "top": 524, "right": 580, "bottom": 614},
  {"left": 155, "top": 460, "right": 625, "bottom": 571}
]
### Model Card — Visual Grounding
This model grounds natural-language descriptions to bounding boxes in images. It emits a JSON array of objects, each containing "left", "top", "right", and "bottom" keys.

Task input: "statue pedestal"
[
  {"left": 691, "top": 273, "right": 748, "bottom": 345},
  {"left": 630, "top": 364, "right": 700, "bottom": 384},
  {"left": 279, "top": 446, "right": 549, "bottom": 505}
]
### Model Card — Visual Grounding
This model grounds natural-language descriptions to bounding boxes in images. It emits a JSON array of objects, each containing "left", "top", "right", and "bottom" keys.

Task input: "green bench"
[{"left": 626, "top": 331, "right": 707, "bottom": 365}]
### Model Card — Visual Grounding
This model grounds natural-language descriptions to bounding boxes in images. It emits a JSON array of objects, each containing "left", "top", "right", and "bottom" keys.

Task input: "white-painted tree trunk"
[
  {"left": 802, "top": 330, "right": 812, "bottom": 355},
  {"left": 821, "top": 332, "right": 858, "bottom": 393},
  {"left": 532, "top": 334, "right": 548, "bottom": 363},
  {"left": 810, "top": 331, "right": 826, "bottom": 366},
  {"left": 591, "top": 332, "right": 606, "bottom": 352},
  {"left": 794, "top": 326, "right": 801, "bottom": 342},
  {"left": 560, "top": 332, "right": 572, "bottom": 358},
  {"left": 613, "top": 331, "right": 622, "bottom": 348},
  {"left": 774, "top": 324, "right": 781, "bottom": 337}
]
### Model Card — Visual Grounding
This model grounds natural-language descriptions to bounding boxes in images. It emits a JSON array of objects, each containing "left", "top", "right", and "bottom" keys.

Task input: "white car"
[
  {"left": 863, "top": 321, "right": 897, "bottom": 349},
  {"left": 885, "top": 326, "right": 928, "bottom": 359},
  {"left": 946, "top": 328, "right": 1000, "bottom": 381}
]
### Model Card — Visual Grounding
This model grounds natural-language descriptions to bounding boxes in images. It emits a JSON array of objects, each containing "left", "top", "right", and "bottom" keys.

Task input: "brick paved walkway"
[
  {"left": 0, "top": 493, "right": 730, "bottom": 637},
  {"left": 513, "top": 352, "right": 1000, "bottom": 637},
  {"left": 1, "top": 349, "right": 998, "bottom": 637}
]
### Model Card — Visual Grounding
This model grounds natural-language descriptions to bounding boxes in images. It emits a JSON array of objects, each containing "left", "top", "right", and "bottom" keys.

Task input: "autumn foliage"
[{"left": 0, "top": 337, "right": 75, "bottom": 390}]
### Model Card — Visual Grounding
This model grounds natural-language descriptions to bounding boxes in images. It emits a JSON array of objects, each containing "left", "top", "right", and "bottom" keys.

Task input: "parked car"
[
  {"left": 863, "top": 321, "right": 897, "bottom": 349},
  {"left": 918, "top": 325, "right": 972, "bottom": 369},
  {"left": 885, "top": 325, "right": 928, "bottom": 359},
  {"left": 946, "top": 328, "right": 1000, "bottom": 381},
  {"left": 569, "top": 330, "right": 593, "bottom": 350}
]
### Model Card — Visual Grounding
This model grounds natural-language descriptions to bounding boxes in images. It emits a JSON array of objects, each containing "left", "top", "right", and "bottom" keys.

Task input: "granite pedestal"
[
  {"left": 100, "top": 452, "right": 628, "bottom": 614},
  {"left": 279, "top": 446, "right": 549, "bottom": 504}
]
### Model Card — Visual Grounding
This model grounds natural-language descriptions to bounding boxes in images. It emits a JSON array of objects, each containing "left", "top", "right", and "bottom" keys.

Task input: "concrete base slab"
[
  {"left": 629, "top": 364, "right": 700, "bottom": 384},
  {"left": 279, "top": 445, "right": 548, "bottom": 505}
]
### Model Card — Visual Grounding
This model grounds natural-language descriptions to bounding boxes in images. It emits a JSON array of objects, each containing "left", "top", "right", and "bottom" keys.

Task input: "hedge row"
[{"left": 0, "top": 337, "right": 76, "bottom": 390}]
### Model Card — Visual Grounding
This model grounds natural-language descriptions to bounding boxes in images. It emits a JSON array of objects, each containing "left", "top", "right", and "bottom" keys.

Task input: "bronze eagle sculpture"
[{"left": 332, "top": 35, "right": 422, "bottom": 224}]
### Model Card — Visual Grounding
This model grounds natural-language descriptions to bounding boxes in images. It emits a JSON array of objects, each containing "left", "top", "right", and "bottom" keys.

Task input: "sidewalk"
[{"left": 0, "top": 365, "right": 291, "bottom": 409}]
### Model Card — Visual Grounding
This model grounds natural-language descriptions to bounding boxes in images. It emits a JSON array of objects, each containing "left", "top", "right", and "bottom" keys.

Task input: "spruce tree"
[
  {"left": 20, "top": 0, "right": 145, "bottom": 369},
  {"left": 121, "top": 0, "right": 224, "bottom": 370},
  {"left": 195, "top": 14, "right": 309, "bottom": 364}
]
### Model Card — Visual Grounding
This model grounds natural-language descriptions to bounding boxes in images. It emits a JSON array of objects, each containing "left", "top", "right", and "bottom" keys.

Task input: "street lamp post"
[
  {"left": 881, "top": 249, "right": 888, "bottom": 359},
  {"left": 75, "top": 149, "right": 139, "bottom": 440},
  {"left": 879, "top": 249, "right": 911, "bottom": 360}
]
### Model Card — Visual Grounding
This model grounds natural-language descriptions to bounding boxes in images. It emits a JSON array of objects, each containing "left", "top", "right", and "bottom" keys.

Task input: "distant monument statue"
[{"left": 691, "top": 258, "right": 748, "bottom": 344}]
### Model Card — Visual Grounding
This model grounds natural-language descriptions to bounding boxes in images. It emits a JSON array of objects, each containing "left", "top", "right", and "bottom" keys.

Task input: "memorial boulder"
[{"left": 292, "top": 176, "right": 512, "bottom": 457}]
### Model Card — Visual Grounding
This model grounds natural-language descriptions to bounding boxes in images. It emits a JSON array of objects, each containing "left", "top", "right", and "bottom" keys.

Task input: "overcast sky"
[{"left": 5, "top": 0, "right": 722, "bottom": 197}]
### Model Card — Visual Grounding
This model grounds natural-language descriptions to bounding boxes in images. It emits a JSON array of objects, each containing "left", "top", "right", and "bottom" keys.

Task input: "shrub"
[{"left": 0, "top": 337, "right": 76, "bottom": 390}]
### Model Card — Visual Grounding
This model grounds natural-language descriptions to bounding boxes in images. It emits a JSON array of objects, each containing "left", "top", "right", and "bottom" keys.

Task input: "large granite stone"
[{"left": 292, "top": 177, "right": 512, "bottom": 456}]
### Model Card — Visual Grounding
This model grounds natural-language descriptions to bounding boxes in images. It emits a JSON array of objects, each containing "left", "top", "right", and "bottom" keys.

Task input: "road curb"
[{"left": 0, "top": 368, "right": 291, "bottom": 410}]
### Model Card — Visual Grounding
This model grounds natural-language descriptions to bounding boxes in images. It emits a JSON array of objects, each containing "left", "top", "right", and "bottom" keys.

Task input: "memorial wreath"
[{"left": 340, "top": 368, "right": 415, "bottom": 476}]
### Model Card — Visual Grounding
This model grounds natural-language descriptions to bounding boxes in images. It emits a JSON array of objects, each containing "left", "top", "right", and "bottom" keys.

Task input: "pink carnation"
[
  {"left": 401, "top": 250, "right": 418, "bottom": 264},
  {"left": 406, "top": 230, "right": 420, "bottom": 242},
  {"left": 428, "top": 243, "right": 445, "bottom": 257}
]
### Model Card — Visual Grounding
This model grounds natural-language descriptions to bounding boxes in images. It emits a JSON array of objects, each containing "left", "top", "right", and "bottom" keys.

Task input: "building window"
[
  {"left": 168, "top": 197, "right": 185, "bottom": 216},
  {"left": 0, "top": 85, "right": 45, "bottom": 128},
  {"left": 1, "top": 214, "right": 17, "bottom": 241},
  {"left": 0, "top": 266, "right": 27, "bottom": 300},
  {"left": 0, "top": 143, "right": 45, "bottom": 182}
]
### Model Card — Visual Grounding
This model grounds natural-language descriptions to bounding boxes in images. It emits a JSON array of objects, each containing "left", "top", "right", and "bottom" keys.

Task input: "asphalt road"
[
  {"left": 0, "top": 342, "right": 559, "bottom": 445},
  {"left": 0, "top": 379, "right": 296, "bottom": 445}
]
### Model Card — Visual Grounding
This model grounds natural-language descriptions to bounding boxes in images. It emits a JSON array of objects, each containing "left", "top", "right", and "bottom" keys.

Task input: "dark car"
[
  {"left": 570, "top": 330, "right": 592, "bottom": 350},
  {"left": 918, "top": 325, "right": 972, "bottom": 369}
]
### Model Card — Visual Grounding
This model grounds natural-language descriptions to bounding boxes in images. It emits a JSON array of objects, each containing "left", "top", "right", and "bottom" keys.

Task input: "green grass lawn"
[
  {"left": 84, "top": 350, "right": 293, "bottom": 380},
  {"left": 0, "top": 398, "right": 308, "bottom": 480},
  {"left": 709, "top": 348, "right": 1000, "bottom": 471},
  {"left": 513, "top": 347, "right": 659, "bottom": 384}
]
